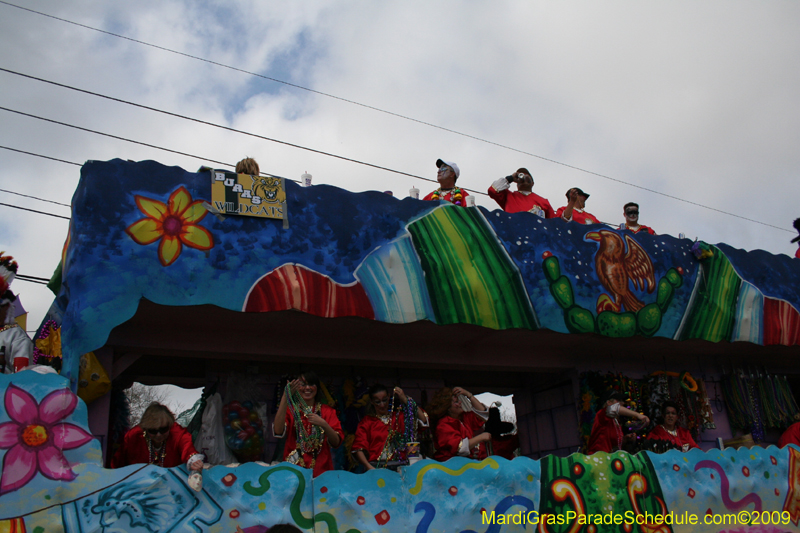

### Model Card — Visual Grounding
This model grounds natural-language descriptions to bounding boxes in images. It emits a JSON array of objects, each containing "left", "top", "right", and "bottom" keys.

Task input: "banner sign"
[{"left": 210, "top": 170, "right": 285, "bottom": 219}]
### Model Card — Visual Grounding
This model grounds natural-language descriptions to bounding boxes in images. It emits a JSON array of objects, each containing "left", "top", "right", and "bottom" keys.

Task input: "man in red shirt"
[
  {"left": 621, "top": 202, "right": 655, "bottom": 234},
  {"left": 488, "top": 168, "right": 554, "bottom": 218},
  {"left": 423, "top": 159, "right": 469, "bottom": 206},
  {"left": 555, "top": 187, "right": 601, "bottom": 225}
]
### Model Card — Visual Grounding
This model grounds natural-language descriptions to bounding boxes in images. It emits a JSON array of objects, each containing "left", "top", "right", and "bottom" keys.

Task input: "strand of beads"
[
  {"left": 404, "top": 397, "right": 418, "bottom": 444},
  {"left": 376, "top": 391, "right": 402, "bottom": 468},
  {"left": 747, "top": 379, "right": 765, "bottom": 441},
  {"left": 32, "top": 319, "right": 59, "bottom": 364},
  {"left": 286, "top": 384, "right": 324, "bottom": 462},
  {"left": 144, "top": 431, "right": 166, "bottom": 466},
  {"left": 430, "top": 187, "right": 464, "bottom": 206}
]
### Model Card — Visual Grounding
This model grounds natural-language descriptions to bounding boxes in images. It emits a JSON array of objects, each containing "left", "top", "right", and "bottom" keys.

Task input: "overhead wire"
[
  {"left": 0, "top": 202, "right": 70, "bottom": 220},
  {"left": 1, "top": 68, "right": 792, "bottom": 231},
  {"left": 14, "top": 273, "right": 50, "bottom": 285},
  {"left": 0, "top": 69, "right": 453, "bottom": 192},
  {"left": 0, "top": 145, "right": 81, "bottom": 167},
  {"left": 0, "top": 187, "right": 71, "bottom": 207},
  {"left": 1, "top": 1, "right": 793, "bottom": 235}
]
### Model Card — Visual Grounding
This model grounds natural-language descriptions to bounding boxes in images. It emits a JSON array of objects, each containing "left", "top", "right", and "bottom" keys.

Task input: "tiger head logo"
[{"left": 251, "top": 175, "right": 280, "bottom": 203}]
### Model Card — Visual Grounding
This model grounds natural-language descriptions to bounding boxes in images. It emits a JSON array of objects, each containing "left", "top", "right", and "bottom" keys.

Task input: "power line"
[
  {"left": 0, "top": 202, "right": 70, "bottom": 220},
  {"left": 0, "top": 145, "right": 81, "bottom": 166},
  {"left": 2, "top": 0, "right": 792, "bottom": 235},
  {"left": 14, "top": 274, "right": 50, "bottom": 285},
  {"left": 1, "top": 68, "right": 791, "bottom": 231},
  {"left": 0, "top": 71, "right": 451, "bottom": 191},
  {"left": 0, "top": 187, "right": 71, "bottom": 207},
  {"left": 0, "top": 107, "right": 237, "bottom": 173},
  {"left": 0, "top": 0, "right": 505, "bottom": 146},
  {"left": 16, "top": 274, "right": 51, "bottom": 282}
]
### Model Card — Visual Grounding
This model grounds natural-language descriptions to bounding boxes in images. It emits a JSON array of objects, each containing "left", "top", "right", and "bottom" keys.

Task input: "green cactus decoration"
[{"left": 542, "top": 250, "right": 683, "bottom": 338}]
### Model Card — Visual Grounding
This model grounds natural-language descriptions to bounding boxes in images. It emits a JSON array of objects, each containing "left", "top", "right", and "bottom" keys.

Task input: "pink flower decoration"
[{"left": 0, "top": 384, "right": 93, "bottom": 494}]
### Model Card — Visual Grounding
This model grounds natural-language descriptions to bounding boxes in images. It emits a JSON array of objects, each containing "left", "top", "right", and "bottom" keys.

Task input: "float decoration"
[{"left": 1, "top": 372, "right": 800, "bottom": 531}]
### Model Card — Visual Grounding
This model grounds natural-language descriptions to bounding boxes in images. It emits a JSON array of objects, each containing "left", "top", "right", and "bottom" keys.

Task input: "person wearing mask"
[
  {"left": 424, "top": 159, "right": 469, "bottom": 206},
  {"left": 621, "top": 202, "right": 655, "bottom": 235}
]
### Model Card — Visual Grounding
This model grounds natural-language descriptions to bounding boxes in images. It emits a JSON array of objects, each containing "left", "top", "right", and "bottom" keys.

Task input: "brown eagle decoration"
[{"left": 584, "top": 230, "right": 655, "bottom": 313}]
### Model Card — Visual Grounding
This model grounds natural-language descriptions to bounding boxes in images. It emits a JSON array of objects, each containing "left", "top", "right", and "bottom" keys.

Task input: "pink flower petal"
[
  {"left": 38, "top": 389, "right": 78, "bottom": 425},
  {"left": 0, "top": 422, "right": 20, "bottom": 448},
  {"left": 51, "top": 423, "right": 93, "bottom": 450},
  {"left": 0, "top": 444, "right": 37, "bottom": 495},
  {"left": 4, "top": 385, "right": 38, "bottom": 425},
  {"left": 37, "top": 446, "right": 76, "bottom": 481}
]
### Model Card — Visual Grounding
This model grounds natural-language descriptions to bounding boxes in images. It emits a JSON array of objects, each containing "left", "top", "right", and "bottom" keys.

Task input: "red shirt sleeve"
[
  {"left": 488, "top": 186, "right": 509, "bottom": 210},
  {"left": 170, "top": 424, "right": 200, "bottom": 463},
  {"left": 434, "top": 417, "right": 464, "bottom": 461},
  {"left": 352, "top": 417, "right": 370, "bottom": 456},
  {"left": 464, "top": 411, "right": 486, "bottom": 434},
  {"left": 587, "top": 408, "right": 617, "bottom": 454}
]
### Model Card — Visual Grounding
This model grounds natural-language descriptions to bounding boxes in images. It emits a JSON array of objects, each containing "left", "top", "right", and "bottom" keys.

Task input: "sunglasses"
[
  {"left": 146, "top": 426, "right": 170, "bottom": 435},
  {"left": 437, "top": 166, "right": 450, "bottom": 174},
  {"left": 626, "top": 210, "right": 639, "bottom": 216}
]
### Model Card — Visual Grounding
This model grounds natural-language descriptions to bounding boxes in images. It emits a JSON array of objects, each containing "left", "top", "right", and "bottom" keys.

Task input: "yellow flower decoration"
[{"left": 125, "top": 186, "right": 213, "bottom": 266}]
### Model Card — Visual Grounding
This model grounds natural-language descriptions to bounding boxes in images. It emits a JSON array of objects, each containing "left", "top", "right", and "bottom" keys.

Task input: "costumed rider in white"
[{"left": 0, "top": 252, "right": 34, "bottom": 374}]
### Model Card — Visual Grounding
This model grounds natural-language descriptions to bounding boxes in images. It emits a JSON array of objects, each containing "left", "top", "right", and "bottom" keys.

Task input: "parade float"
[{"left": 1, "top": 158, "right": 799, "bottom": 531}]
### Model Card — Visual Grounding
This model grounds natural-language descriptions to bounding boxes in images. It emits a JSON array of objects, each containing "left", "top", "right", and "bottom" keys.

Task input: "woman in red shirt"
[
  {"left": 646, "top": 401, "right": 699, "bottom": 452},
  {"left": 352, "top": 384, "right": 429, "bottom": 470},
  {"left": 111, "top": 403, "right": 203, "bottom": 470},
  {"left": 273, "top": 371, "right": 343, "bottom": 477},
  {"left": 428, "top": 387, "right": 491, "bottom": 462}
]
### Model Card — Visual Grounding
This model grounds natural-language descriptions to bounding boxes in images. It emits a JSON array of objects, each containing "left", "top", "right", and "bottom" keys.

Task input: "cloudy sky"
[{"left": 2, "top": 1, "right": 799, "bottom": 334}]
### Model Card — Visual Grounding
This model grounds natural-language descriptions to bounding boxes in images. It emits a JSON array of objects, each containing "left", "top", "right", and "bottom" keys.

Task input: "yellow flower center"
[{"left": 22, "top": 425, "right": 48, "bottom": 447}]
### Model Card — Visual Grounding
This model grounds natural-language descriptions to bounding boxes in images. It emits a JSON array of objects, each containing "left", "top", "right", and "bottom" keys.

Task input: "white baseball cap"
[{"left": 436, "top": 159, "right": 460, "bottom": 179}]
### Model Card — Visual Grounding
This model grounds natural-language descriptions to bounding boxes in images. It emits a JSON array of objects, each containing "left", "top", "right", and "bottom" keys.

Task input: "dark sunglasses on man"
[
  {"left": 626, "top": 210, "right": 639, "bottom": 216},
  {"left": 146, "top": 426, "right": 170, "bottom": 435}
]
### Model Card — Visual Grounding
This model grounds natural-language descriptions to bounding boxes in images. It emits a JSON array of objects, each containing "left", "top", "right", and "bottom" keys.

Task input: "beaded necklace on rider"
[
  {"left": 286, "top": 384, "right": 324, "bottom": 470},
  {"left": 430, "top": 187, "right": 464, "bottom": 206},
  {"left": 376, "top": 392, "right": 418, "bottom": 468},
  {"left": 144, "top": 430, "right": 167, "bottom": 467}
]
